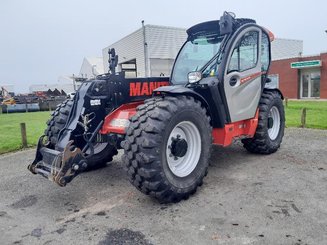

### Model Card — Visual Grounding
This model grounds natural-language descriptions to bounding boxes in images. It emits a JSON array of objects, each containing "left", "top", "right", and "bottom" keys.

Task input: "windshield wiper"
[{"left": 199, "top": 34, "right": 229, "bottom": 72}]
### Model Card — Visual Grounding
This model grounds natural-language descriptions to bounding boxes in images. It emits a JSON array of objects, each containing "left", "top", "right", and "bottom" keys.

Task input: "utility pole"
[{"left": 142, "top": 20, "right": 149, "bottom": 77}]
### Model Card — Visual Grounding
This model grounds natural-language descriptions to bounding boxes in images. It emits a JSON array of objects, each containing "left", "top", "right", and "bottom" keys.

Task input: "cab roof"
[{"left": 186, "top": 19, "right": 256, "bottom": 39}]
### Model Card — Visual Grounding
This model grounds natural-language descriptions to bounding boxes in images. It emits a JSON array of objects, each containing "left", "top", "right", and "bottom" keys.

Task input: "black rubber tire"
[
  {"left": 44, "top": 99, "right": 118, "bottom": 170},
  {"left": 242, "top": 90, "right": 285, "bottom": 154},
  {"left": 121, "top": 96, "right": 212, "bottom": 203}
]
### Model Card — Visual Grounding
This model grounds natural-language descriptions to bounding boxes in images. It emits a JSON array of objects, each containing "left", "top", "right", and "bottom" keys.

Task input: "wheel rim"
[
  {"left": 166, "top": 121, "right": 201, "bottom": 177},
  {"left": 268, "top": 106, "right": 280, "bottom": 140}
]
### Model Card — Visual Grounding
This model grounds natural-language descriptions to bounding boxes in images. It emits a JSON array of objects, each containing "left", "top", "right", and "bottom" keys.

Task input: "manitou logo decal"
[{"left": 130, "top": 81, "right": 169, "bottom": 96}]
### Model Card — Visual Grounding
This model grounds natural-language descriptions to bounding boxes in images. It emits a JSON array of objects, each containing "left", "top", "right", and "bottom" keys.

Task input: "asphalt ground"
[{"left": 0, "top": 128, "right": 326, "bottom": 245}]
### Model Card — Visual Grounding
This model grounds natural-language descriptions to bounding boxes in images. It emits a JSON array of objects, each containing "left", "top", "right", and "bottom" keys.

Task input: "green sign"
[{"left": 291, "top": 60, "right": 321, "bottom": 69}]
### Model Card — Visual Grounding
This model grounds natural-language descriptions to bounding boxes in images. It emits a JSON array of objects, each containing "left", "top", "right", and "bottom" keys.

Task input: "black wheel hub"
[
  {"left": 170, "top": 135, "right": 188, "bottom": 158},
  {"left": 268, "top": 117, "right": 274, "bottom": 129}
]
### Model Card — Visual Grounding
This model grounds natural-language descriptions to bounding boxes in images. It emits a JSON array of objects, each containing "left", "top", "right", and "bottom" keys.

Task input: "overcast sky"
[{"left": 0, "top": 0, "right": 326, "bottom": 93}]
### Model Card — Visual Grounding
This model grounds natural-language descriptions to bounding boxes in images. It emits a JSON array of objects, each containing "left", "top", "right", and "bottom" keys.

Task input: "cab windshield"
[{"left": 171, "top": 34, "right": 224, "bottom": 84}]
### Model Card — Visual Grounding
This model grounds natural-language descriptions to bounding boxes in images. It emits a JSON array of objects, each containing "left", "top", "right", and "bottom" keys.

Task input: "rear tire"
[
  {"left": 121, "top": 96, "right": 212, "bottom": 203},
  {"left": 242, "top": 90, "right": 285, "bottom": 154},
  {"left": 45, "top": 99, "right": 118, "bottom": 170}
]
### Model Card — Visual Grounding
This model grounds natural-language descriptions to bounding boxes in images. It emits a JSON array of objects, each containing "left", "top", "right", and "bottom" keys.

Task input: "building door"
[{"left": 301, "top": 70, "right": 320, "bottom": 98}]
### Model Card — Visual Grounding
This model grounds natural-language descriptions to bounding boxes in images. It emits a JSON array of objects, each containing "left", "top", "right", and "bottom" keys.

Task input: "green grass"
[
  {"left": 0, "top": 100, "right": 326, "bottom": 154},
  {"left": 0, "top": 111, "right": 51, "bottom": 154},
  {"left": 285, "top": 100, "right": 327, "bottom": 129}
]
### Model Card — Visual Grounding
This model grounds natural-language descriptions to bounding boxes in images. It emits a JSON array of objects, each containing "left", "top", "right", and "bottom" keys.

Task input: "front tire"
[
  {"left": 242, "top": 90, "right": 285, "bottom": 154},
  {"left": 45, "top": 99, "right": 118, "bottom": 170},
  {"left": 121, "top": 96, "right": 212, "bottom": 203}
]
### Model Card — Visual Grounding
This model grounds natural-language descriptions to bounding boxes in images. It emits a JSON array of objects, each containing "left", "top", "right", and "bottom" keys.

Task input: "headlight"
[
  {"left": 188, "top": 71, "right": 202, "bottom": 83},
  {"left": 109, "top": 118, "right": 130, "bottom": 128}
]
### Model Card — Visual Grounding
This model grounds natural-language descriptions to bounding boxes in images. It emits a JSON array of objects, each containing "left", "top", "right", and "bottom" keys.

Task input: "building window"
[
  {"left": 300, "top": 70, "right": 320, "bottom": 98},
  {"left": 121, "top": 59, "right": 137, "bottom": 78}
]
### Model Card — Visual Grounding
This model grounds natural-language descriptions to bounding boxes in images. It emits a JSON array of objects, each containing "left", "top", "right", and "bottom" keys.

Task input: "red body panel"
[
  {"left": 212, "top": 110, "right": 259, "bottom": 146},
  {"left": 100, "top": 102, "right": 259, "bottom": 146},
  {"left": 99, "top": 101, "right": 143, "bottom": 135}
]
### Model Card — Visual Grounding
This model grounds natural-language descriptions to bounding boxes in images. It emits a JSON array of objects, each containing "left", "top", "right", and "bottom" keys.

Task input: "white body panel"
[{"left": 224, "top": 26, "right": 263, "bottom": 122}]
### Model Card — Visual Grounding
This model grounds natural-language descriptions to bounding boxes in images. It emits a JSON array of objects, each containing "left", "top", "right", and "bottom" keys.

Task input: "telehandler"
[{"left": 29, "top": 12, "right": 285, "bottom": 203}]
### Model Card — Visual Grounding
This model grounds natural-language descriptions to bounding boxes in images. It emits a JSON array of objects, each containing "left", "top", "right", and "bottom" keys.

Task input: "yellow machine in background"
[
  {"left": 1, "top": 87, "right": 16, "bottom": 105},
  {"left": 2, "top": 97, "right": 16, "bottom": 105}
]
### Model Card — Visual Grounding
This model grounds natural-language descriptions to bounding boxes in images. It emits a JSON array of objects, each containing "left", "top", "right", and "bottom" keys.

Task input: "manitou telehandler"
[{"left": 29, "top": 12, "right": 285, "bottom": 203}]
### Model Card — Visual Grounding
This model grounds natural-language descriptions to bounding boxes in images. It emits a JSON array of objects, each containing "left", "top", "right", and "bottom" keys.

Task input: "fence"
[
  {"left": 284, "top": 98, "right": 327, "bottom": 129},
  {"left": 0, "top": 97, "right": 66, "bottom": 114}
]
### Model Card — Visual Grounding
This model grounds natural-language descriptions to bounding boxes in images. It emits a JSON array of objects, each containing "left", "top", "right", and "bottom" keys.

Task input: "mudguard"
[
  {"left": 154, "top": 85, "right": 211, "bottom": 111},
  {"left": 154, "top": 85, "right": 227, "bottom": 128},
  {"left": 264, "top": 88, "right": 284, "bottom": 100}
]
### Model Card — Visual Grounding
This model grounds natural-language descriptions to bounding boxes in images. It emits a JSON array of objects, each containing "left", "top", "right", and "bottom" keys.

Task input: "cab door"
[{"left": 224, "top": 27, "right": 265, "bottom": 122}]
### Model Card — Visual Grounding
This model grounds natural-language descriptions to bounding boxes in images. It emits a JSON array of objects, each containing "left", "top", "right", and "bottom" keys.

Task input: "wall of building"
[
  {"left": 270, "top": 52, "right": 327, "bottom": 99},
  {"left": 268, "top": 39, "right": 304, "bottom": 98},
  {"left": 146, "top": 25, "right": 186, "bottom": 59},
  {"left": 271, "top": 39, "right": 303, "bottom": 61},
  {"left": 102, "top": 25, "right": 187, "bottom": 78},
  {"left": 103, "top": 25, "right": 303, "bottom": 79},
  {"left": 269, "top": 57, "right": 299, "bottom": 98},
  {"left": 102, "top": 28, "right": 145, "bottom": 77},
  {"left": 79, "top": 57, "right": 104, "bottom": 79},
  {"left": 146, "top": 25, "right": 186, "bottom": 77}
]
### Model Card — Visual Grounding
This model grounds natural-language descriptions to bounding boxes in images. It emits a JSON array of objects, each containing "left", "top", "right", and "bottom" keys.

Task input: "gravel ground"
[{"left": 0, "top": 128, "right": 326, "bottom": 245}]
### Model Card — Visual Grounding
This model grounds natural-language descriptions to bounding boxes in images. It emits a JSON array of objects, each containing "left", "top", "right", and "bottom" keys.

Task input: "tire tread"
[
  {"left": 122, "top": 96, "right": 212, "bottom": 203},
  {"left": 242, "top": 90, "right": 285, "bottom": 154}
]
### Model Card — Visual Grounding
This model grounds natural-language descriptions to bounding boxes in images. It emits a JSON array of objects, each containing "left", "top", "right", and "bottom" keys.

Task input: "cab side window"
[
  {"left": 261, "top": 32, "right": 270, "bottom": 72},
  {"left": 228, "top": 31, "right": 259, "bottom": 73}
]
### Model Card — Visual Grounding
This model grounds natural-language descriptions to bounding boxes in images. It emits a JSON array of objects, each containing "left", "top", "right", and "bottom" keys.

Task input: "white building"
[
  {"left": 79, "top": 57, "right": 105, "bottom": 78},
  {"left": 102, "top": 24, "right": 187, "bottom": 78},
  {"left": 271, "top": 38, "right": 303, "bottom": 60},
  {"left": 102, "top": 24, "right": 303, "bottom": 79},
  {"left": 57, "top": 75, "right": 74, "bottom": 84}
]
